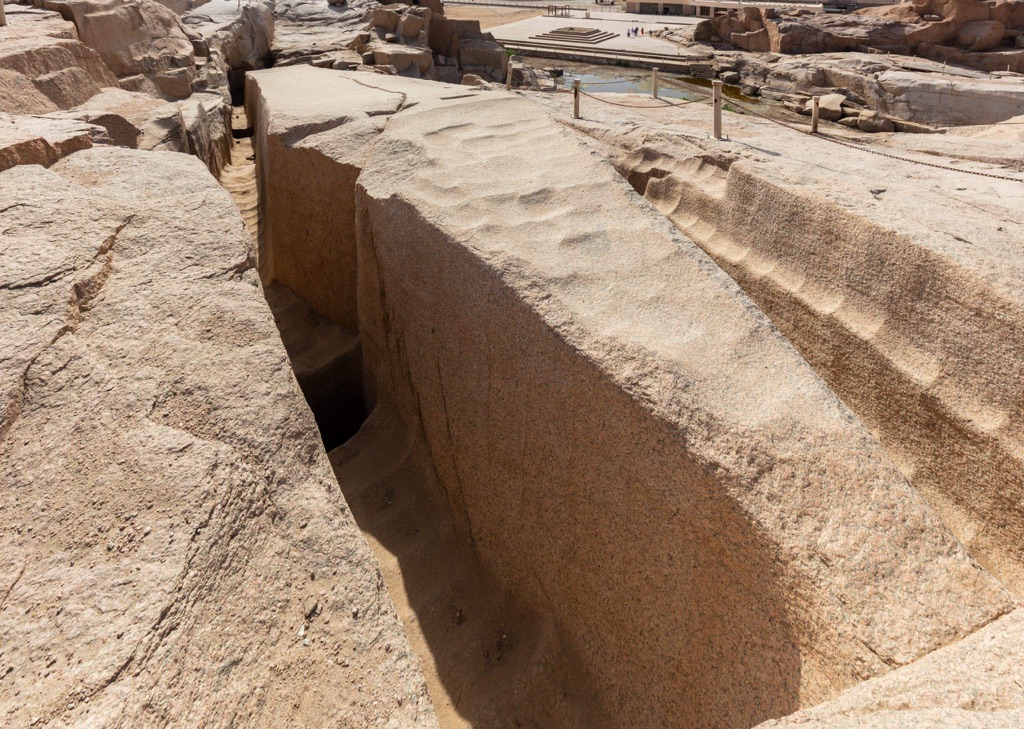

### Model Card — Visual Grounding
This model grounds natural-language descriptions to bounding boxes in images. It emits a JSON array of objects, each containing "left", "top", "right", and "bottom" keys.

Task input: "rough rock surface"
[
  {"left": 44, "top": 87, "right": 230, "bottom": 173},
  {"left": 182, "top": 0, "right": 274, "bottom": 76},
  {"left": 349, "top": 5, "right": 508, "bottom": 84},
  {"left": 0, "top": 120, "right": 435, "bottom": 728},
  {"left": 539, "top": 89, "right": 1024, "bottom": 598},
  {"left": 692, "top": 0, "right": 1024, "bottom": 72},
  {"left": 0, "top": 111, "right": 104, "bottom": 171},
  {"left": 0, "top": 0, "right": 233, "bottom": 177},
  {"left": 249, "top": 65, "right": 1016, "bottom": 728},
  {"left": 0, "top": 5, "right": 120, "bottom": 114},
  {"left": 738, "top": 53, "right": 1024, "bottom": 126},
  {"left": 38, "top": 0, "right": 198, "bottom": 97},
  {"left": 271, "top": 0, "right": 374, "bottom": 63},
  {"left": 351, "top": 5, "right": 436, "bottom": 79},
  {"left": 758, "top": 609, "right": 1024, "bottom": 728}
]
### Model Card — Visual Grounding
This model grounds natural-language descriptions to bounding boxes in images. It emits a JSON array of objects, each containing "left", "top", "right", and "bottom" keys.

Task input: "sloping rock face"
[
  {"left": 0, "top": 111, "right": 104, "bottom": 170},
  {"left": 0, "top": 5, "right": 119, "bottom": 114},
  {"left": 0, "top": 2, "right": 232, "bottom": 176},
  {"left": 736, "top": 53, "right": 1024, "bottom": 127},
  {"left": 248, "top": 66, "right": 1016, "bottom": 728},
  {"left": 563, "top": 96, "right": 1024, "bottom": 598},
  {"left": 0, "top": 117, "right": 436, "bottom": 728},
  {"left": 759, "top": 609, "right": 1024, "bottom": 727},
  {"left": 38, "top": 0, "right": 198, "bottom": 97},
  {"left": 697, "top": 0, "right": 1024, "bottom": 73}
]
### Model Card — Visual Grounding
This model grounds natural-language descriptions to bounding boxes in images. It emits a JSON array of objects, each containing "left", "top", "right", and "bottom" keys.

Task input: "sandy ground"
[
  {"left": 221, "top": 107, "right": 259, "bottom": 239},
  {"left": 444, "top": 5, "right": 545, "bottom": 30}
]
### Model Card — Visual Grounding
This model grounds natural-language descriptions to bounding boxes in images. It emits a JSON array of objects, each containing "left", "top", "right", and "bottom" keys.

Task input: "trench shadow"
[{"left": 261, "top": 248, "right": 805, "bottom": 727}]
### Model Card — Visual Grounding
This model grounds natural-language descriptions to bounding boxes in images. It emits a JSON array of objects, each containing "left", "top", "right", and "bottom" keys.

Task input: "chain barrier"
[
  {"left": 562, "top": 77, "right": 646, "bottom": 87},
  {"left": 724, "top": 99, "right": 1024, "bottom": 184},
  {"left": 556, "top": 76, "right": 1024, "bottom": 182},
  {"left": 581, "top": 90, "right": 708, "bottom": 109},
  {"left": 813, "top": 133, "right": 1024, "bottom": 183}
]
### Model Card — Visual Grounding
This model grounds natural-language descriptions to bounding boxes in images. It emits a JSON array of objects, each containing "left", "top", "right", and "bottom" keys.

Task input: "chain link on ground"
[
  {"left": 578, "top": 89, "right": 705, "bottom": 108},
  {"left": 724, "top": 98, "right": 1024, "bottom": 184},
  {"left": 552, "top": 81, "right": 1023, "bottom": 182}
]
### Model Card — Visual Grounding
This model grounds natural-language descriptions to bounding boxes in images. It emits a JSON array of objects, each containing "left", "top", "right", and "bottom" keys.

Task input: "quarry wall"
[
  {"left": 602, "top": 127, "right": 1024, "bottom": 597},
  {"left": 248, "top": 66, "right": 1017, "bottom": 727}
]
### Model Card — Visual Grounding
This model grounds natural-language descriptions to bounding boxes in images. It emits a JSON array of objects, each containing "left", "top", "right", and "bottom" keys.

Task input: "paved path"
[{"left": 491, "top": 12, "right": 690, "bottom": 55}]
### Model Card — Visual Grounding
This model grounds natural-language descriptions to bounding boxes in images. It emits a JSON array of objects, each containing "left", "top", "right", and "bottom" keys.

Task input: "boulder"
[
  {"left": 0, "top": 111, "right": 103, "bottom": 171},
  {"left": 460, "top": 72, "right": 487, "bottom": 86},
  {"left": 732, "top": 28, "right": 771, "bottom": 52},
  {"left": 693, "top": 19, "right": 713, "bottom": 42},
  {"left": 956, "top": 19, "right": 1006, "bottom": 50},
  {"left": 371, "top": 43, "right": 433, "bottom": 76},
  {"left": 459, "top": 37, "right": 508, "bottom": 75},
  {"left": 716, "top": 15, "right": 749, "bottom": 40},
  {"left": 399, "top": 8, "right": 428, "bottom": 40},
  {"left": 738, "top": 6, "right": 763, "bottom": 29},
  {"left": 0, "top": 8, "right": 120, "bottom": 113},
  {"left": 370, "top": 7, "right": 401, "bottom": 32},
  {"left": 856, "top": 109, "right": 896, "bottom": 131},
  {"left": 805, "top": 91, "right": 847, "bottom": 120},
  {"left": 39, "top": 0, "right": 196, "bottom": 92},
  {"left": 0, "top": 128, "right": 437, "bottom": 727}
]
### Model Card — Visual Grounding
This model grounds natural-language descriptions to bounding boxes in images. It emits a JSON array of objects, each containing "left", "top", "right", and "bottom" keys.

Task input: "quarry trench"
[
  {"left": 214, "top": 67, "right": 1022, "bottom": 729},
  {"left": 7, "top": 0, "right": 1024, "bottom": 723},
  {"left": 220, "top": 92, "right": 589, "bottom": 727}
]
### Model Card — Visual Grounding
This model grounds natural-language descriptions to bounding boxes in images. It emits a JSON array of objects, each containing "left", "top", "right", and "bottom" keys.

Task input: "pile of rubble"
[
  {"left": 688, "top": 0, "right": 1024, "bottom": 73},
  {"left": 349, "top": 1, "right": 508, "bottom": 83}
]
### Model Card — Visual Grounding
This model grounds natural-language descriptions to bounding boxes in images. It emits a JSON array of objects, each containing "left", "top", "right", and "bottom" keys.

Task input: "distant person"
[{"left": 640, "top": 27, "right": 645, "bottom": 35}]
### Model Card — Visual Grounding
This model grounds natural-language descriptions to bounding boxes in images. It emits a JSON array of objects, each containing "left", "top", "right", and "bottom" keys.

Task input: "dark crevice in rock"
[{"left": 263, "top": 282, "right": 368, "bottom": 451}]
